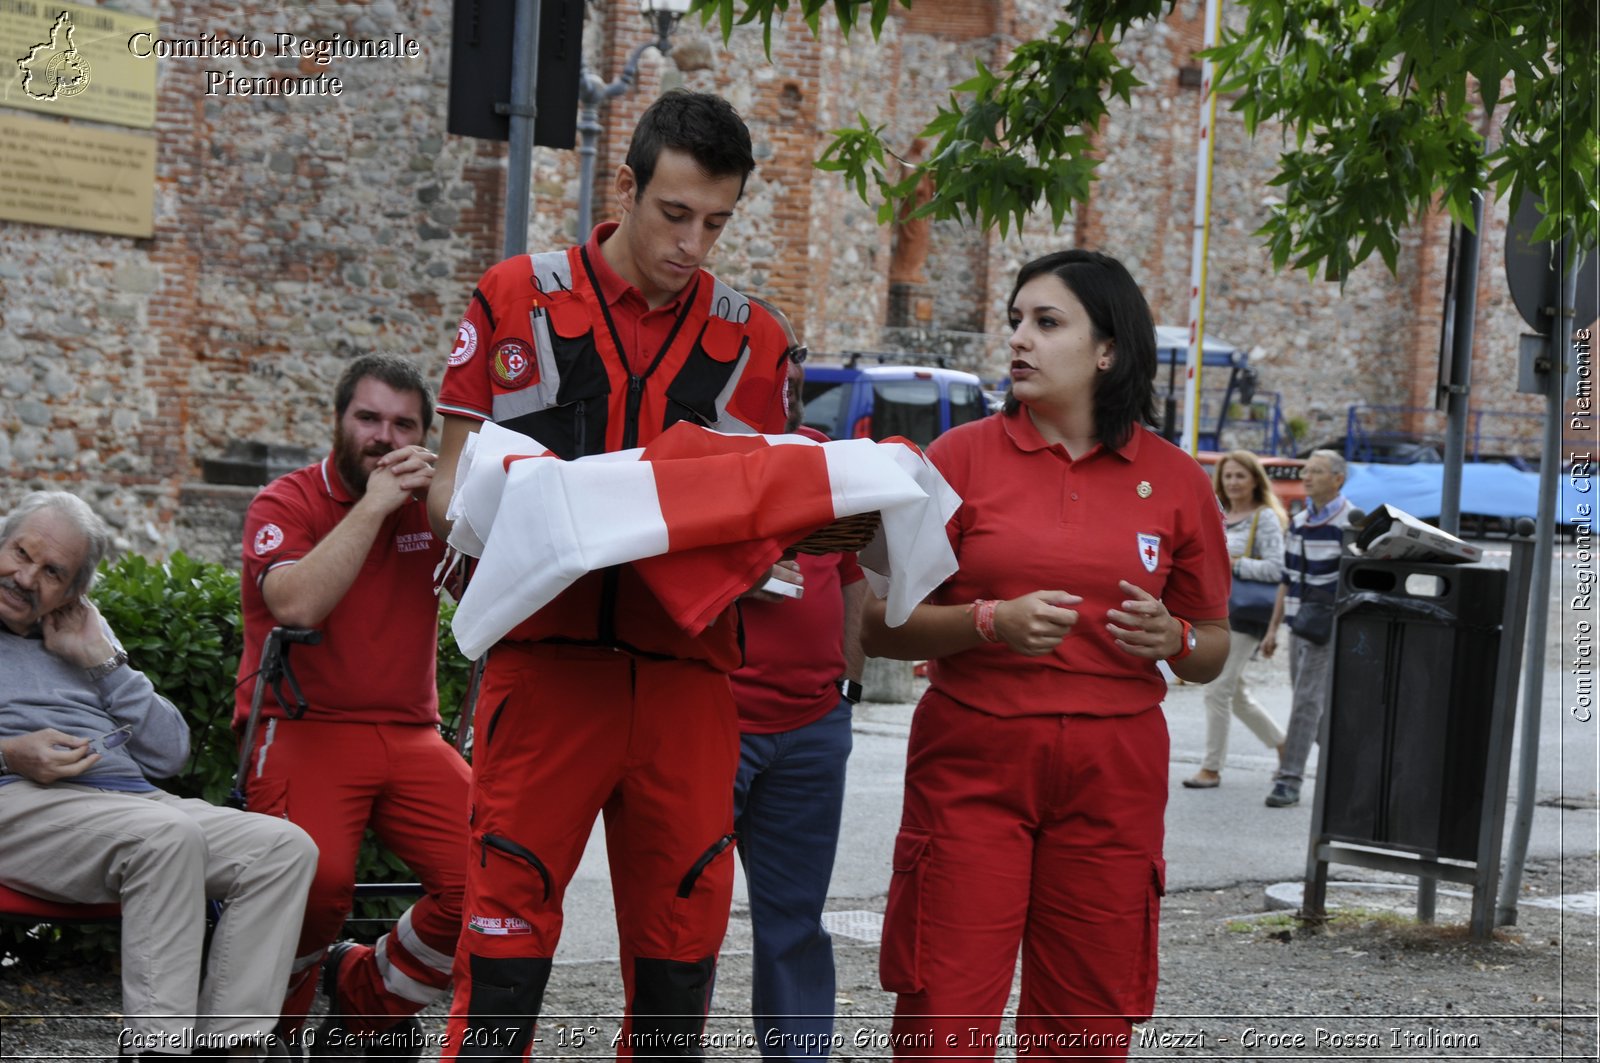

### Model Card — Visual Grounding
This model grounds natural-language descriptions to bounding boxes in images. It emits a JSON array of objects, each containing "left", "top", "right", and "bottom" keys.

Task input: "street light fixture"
[
  {"left": 575, "top": 0, "right": 698, "bottom": 236},
  {"left": 642, "top": 0, "right": 693, "bottom": 36}
]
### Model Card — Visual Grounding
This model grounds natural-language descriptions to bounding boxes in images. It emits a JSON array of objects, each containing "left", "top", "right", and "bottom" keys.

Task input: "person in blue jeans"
[{"left": 729, "top": 298, "right": 866, "bottom": 1059}]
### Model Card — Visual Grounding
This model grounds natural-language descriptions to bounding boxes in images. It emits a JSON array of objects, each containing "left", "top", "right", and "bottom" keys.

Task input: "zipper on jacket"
[{"left": 621, "top": 375, "right": 645, "bottom": 450}]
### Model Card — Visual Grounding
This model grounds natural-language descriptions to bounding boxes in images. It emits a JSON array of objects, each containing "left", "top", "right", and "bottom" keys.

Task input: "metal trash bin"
[
  {"left": 1305, "top": 545, "right": 1534, "bottom": 939},
  {"left": 1321, "top": 557, "right": 1506, "bottom": 860}
]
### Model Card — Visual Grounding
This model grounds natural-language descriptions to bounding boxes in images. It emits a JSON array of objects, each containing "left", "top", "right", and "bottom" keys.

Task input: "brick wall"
[{"left": 902, "top": 0, "right": 1001, "bottom": 39}]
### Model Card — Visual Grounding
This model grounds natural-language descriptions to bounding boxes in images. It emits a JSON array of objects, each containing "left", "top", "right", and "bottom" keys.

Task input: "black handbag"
[
  {"left": 1287, "top": 558, "right": 1335, "bottom": 645},
  {"left": 1287, "top": 600, "right": 1334, "bottom": 644},
  {"left": 1228, "top": 512, "right": 1278, "bottom": 631}
]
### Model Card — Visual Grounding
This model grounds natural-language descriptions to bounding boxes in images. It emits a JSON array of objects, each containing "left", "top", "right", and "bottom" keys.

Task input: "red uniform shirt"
[
  {"left": 235, "top": 459, "right": 444, "bottom": 726},
  {"left": 436, "top": 223, "right": 785, "bottom": 428},
  {"left": 730, "top": 550, "right": 863, "bottom": 735},
  {"left": 436, "top": 230, "right": 789, "bottom": 668},
  {"left": 584, "top": 222, "right": 692, "bottom": 377},
  {"left": 926, "top": 412, "right": 1229, "bottom": 717}
]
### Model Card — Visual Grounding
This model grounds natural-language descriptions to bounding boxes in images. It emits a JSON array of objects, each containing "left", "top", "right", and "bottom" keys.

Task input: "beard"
[{"left": 332, "top": 426, "right": 387, "bottom": 499}]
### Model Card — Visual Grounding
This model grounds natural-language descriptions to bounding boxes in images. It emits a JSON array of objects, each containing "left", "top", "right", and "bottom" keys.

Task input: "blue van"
[{"left": 799, "top": 364, "right": 990, "bottom": 448}]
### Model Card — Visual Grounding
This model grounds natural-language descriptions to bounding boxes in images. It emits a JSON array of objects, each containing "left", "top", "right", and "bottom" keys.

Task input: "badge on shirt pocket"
[{"left": 1137, "top": 532, "right": 1161, "bottom": 573}]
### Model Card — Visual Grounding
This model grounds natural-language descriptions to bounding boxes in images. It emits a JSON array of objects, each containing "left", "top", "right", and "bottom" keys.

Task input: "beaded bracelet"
[{"left": 973, "top": 599, "right": 1000, "bottom": 643}]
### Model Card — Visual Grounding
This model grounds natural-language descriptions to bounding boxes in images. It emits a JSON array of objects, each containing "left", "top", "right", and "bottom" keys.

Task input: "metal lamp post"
[{"left": 575, "top": 0, "right": 693, "bottom": 237}]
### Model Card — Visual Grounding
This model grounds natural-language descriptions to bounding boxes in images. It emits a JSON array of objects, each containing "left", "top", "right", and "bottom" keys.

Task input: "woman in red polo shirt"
[{"left": 862, "top": 249, "right": 1231, "bottom": 1060}]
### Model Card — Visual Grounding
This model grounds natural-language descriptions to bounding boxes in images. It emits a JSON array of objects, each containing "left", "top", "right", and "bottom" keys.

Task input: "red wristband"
[
  {"left": 974, "top": 599, "right": 1000, "bottom": 643},
  {"left": 1168, "top": 617, "right": 1195, "bottom": 660}
]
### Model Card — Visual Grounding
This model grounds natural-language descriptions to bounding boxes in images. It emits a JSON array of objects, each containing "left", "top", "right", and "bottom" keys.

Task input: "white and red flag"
[{"left": 444, "top": 421, "right": 960, "bottom": 659}]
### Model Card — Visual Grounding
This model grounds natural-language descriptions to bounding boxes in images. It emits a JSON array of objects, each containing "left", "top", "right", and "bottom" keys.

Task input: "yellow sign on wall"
[
  {"left": 0, "top": 1, "right": 157, "bottom": 128},
  {"left": 0, "top": 113, "right": 154, "bottom": 237}
]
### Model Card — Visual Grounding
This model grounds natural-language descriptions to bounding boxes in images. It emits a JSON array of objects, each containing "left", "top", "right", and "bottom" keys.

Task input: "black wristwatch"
[{"left": 838, "top": 678, "right": 863, "bottom": 704}]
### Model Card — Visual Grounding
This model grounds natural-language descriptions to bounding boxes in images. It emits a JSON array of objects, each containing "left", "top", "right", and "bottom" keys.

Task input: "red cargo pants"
[
  {"left": 880, "top": 691, "right": 1169, "bottom": 1061},
  {"left": 245, "top": 719, "right": 471, "bottom": 1034},
  {"left": 444, "top": 645, "right": 741, "bottom": 1061}
]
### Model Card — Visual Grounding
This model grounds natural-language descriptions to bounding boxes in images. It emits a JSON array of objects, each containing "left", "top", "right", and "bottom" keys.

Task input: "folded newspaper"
[
  {"left": 1353, "top": 503, "right": 1484, "bottom": 563},
  {"left": 443, "top": 421, "right": 962, "bottom": 659}
]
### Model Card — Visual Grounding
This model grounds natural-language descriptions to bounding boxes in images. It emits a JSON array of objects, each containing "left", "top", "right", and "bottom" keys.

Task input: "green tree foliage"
[
  {"left": 1209, "top": 0, "right": 1597, "bottom": 278},
  {"left": 699, "top": 0, "right": 1598, "bottom": 281}
]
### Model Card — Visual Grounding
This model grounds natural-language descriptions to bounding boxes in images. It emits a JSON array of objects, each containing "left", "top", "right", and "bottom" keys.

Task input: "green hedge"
[
  {"left": 1, "top": 551, "right": 476, "bottom": 964},
  {"left": 94, "top": 553, "right": 245, "bottom": 803}
]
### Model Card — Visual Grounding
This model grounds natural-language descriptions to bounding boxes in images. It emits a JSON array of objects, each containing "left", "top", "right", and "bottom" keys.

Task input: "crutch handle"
[{"left": 230, "top": 626, "right": 322, "bottom": 809}]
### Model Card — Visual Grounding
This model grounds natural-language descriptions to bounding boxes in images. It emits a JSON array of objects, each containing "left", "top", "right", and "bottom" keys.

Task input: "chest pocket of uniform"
[
  {"left": 664, "top": 316, "right": 746, "bottom": 430},
  {"left": 504, "top": 291, "right": 611, "bottom": 459},
  {"left": 542, "top": 294, "right": 611, "bottom": 406}
]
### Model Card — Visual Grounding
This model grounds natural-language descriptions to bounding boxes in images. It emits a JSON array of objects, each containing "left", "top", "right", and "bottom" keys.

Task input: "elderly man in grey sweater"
[{"left": 0, "top": 490, "right": 318, "bottom": 1059}]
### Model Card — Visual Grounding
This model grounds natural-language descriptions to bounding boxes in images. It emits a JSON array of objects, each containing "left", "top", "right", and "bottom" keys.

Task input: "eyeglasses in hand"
[{"left": 87, "top": 724, "right": 134, "bottom": 756}]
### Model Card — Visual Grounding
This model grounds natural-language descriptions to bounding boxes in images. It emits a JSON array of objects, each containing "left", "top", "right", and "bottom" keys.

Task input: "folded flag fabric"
[{"left": 445, "top": 421, "right": 961, "bottom": 660}]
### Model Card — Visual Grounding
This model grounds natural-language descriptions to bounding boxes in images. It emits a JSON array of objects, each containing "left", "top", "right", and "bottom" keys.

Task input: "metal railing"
[{"left": 1342, "top": 405, "right": 1582, "bottom": 467}]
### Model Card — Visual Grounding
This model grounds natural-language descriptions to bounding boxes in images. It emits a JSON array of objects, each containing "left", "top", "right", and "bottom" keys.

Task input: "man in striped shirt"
[{"left": 1260, "top": 450, "right": 1353, "bottom": 808}]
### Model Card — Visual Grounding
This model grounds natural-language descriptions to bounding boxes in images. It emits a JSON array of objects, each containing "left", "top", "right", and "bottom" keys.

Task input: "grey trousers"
[
  {"left": 0, "top": 780, "right": 317, "bottom": 1044},
  {"left": 1274, "top": 632, "right": 1335, "bottom": 786}
]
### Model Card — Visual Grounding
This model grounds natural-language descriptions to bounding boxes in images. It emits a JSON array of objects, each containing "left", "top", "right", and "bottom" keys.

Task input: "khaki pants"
[
  {"left": 0, "top": 780, "right": 317, "bottom": 1044},
  {"left": 1199, "top": 630, "right": 1286, "bottom": 773}
]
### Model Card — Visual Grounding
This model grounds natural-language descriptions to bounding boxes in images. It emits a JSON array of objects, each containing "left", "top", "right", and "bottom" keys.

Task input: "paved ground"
[
  {"left": 549, "top": 542, "right": 1596, "bottom": 965},
  {"left": 4, "top": 854, "right": 1595, "bottom": 1061}
]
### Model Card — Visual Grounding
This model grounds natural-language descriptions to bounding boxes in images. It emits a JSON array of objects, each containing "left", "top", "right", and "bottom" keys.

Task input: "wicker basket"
[{"left": 790, "top": 511, "right": 881, "bottom": 555}]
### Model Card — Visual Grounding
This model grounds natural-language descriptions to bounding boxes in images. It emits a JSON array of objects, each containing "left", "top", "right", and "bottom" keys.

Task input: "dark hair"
[
  {"left": 1003, "top": 249, "right": 1157, "bottom": 449},
  {"left": 334, "top": 354, "right": 435, "bottom": 434},
  {"left": 625, "top": 90, "right": 756, "bottom": 198}
]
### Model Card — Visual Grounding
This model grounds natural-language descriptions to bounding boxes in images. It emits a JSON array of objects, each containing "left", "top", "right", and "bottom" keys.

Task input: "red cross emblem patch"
[
  {"left": 449, "top": 320, "right": 479, "bottom": 367},
  {"left": 254, "top": 523, "right": 284, "bottom": 556},
  {"left": 1137, "top": 533, "right": 1161, "bottom": 573},
  {"left": 490, "top": 338, "right": 536, "bottom": 389}
]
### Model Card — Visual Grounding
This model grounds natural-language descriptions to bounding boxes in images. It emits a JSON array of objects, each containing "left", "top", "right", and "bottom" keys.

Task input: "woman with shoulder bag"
[{"left": 1182, "top": 450, "right": 1287, "bottom": 789}]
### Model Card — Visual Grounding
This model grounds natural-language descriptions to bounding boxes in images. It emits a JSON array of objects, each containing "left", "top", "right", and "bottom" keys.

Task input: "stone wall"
[
  {"left": 3, "top": 0, "right": 498, "bottom": 561},
  {"left": 0, "top": 0, "right": 1555, "bottom": 569}
]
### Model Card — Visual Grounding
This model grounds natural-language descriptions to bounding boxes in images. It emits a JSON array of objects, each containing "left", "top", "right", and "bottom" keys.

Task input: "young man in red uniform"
[
  {"left": 728, "top": 301, "right": 867, "bottom": 1060},
  {"left": 237, "top": 355, "right": 472, "bottom": 1052},
  {"left": 428, "top": 91, "right": 790, "bottom": 1059}
]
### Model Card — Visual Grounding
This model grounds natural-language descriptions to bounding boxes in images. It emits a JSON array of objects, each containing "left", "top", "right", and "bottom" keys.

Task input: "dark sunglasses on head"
[{"left": 784, "top": 344, "right": 808, "bottom": 365}]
